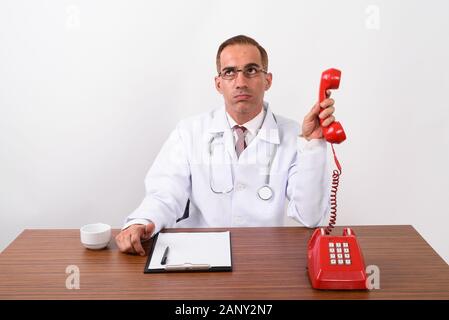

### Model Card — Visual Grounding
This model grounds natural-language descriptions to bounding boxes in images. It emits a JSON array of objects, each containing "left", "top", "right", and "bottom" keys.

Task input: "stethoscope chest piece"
[{"left": 257, "top": 185, "right": 274, "bottom": 201}]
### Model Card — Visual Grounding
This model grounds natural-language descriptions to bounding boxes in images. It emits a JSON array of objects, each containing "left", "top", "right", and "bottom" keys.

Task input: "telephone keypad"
[{"left": 328, "top": 240, "right": 352, "bottom": 266}]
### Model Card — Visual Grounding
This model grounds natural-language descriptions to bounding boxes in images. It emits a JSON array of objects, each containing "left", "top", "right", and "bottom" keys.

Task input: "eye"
[
  {"left": 222, "top": 68, "right": 236, "bottom": 77},
  {"left": 244, "top": 67, "right": 258, "bottom": 75}
]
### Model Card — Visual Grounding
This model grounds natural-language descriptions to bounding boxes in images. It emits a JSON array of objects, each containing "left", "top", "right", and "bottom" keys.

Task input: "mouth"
[{"left": 234, "top": 94, "right": 252, "bottom": 101}]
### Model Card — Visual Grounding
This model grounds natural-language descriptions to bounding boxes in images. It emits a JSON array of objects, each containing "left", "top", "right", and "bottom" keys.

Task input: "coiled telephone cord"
[{"left": 325, "top": 144, "right": 342, "bottom": 235}]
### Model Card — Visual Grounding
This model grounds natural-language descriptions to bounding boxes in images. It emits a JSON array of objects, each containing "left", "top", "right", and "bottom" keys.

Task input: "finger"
[
  {"left": 116, "top": 232, "right": 133, "bottom": 253},
  {"left": 124, "top": 233, "right": 137, "bottom": 254},
  {"left": 304, "top": 102, "right": 321, "bottom": 121},
  {"left": 121, "top": 234, "right": 135, "bottom": 254},
  {"left": 115, "top": 234, "right": 126, "bottom": 252},
  {"left": 321, "top": 115, "right": 336, "bottom": 127},
  {"left": 131, "top": 233, "right": 145, "bottom": 256},
  {"left": 143, "top": 223, "right": 155, "bottom": 240},
  {"left": 319, "top": 106, "right": 335, "bottom": 119},
  {"left": 326, "top": 89, "right": 332, "bottom": 98},
  {"left": 320, "top": 98, "right": 334, "bottom": 109}
]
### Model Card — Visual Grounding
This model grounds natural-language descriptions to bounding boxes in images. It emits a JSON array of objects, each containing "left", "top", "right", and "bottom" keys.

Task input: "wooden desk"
[{"left": 0, "top": 225, "right": 448, "bottom": 299}]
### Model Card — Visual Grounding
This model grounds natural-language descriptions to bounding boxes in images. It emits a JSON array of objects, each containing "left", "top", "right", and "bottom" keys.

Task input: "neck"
[{"left": 226, "top": 104, "right": 263, "bottom": 125}]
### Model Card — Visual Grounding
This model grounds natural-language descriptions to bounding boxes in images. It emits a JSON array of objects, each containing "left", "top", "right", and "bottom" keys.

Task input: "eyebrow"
[{"left": 221, "top": 63, "right": 262, "bottom": 71}]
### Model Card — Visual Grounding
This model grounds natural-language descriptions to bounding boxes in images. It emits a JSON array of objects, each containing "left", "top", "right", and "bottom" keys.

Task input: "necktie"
[{"left": 233, "top": 125, "right": 247, "bottom": 158}]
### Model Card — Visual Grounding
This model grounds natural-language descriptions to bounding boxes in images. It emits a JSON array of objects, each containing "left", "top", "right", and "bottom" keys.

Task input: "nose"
[{"left": 233, "top": 70, "right": 249, "bottom": 89}]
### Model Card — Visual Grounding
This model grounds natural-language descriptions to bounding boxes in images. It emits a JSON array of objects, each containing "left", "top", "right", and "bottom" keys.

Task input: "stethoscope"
[{"left": 208, "top": 113, "right": 278, "bottom": 201}]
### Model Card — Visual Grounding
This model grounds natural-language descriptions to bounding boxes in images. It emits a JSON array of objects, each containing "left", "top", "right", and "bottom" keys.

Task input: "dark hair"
[{"left": 216, "top": 35, "right": 268, "bottom": 73}]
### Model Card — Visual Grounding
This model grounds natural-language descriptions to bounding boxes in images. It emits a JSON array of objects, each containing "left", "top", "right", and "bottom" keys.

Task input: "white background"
[{"left": 1, "top": 0, "right": 448, "bottom": 264}]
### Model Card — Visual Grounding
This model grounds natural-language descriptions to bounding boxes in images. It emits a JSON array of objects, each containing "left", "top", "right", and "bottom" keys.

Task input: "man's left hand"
[{"left": 301, "top": 90, "right": 336, "bottom": 141}]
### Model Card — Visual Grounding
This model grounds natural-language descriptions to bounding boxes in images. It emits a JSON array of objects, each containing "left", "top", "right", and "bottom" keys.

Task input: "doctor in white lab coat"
[{"left": 116, "top": 35, "right": 337, "bottom": 255}]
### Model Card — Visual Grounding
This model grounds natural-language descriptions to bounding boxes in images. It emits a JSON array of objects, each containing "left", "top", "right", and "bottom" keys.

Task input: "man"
[{"left": 116, "top": 35, "right": 337, "bottom": 255}]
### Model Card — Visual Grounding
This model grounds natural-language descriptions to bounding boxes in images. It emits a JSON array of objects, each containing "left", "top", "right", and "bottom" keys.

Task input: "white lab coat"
[{"left": 123, "top": 102, "right": 330, "bottom": 235}]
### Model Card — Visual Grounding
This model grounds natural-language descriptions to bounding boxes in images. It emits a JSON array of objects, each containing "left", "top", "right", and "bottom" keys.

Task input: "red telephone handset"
[
  {"left": 319, "top": 68, "right": 346, "bottom": 144},
  {"left": 307, "top": 68, "right": 367, "bottom": 290}
]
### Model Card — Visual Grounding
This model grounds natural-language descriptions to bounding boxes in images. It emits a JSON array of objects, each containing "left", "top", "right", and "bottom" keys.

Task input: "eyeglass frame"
[{"left": 218, "top": 63, "right": 268, "bottom": 80}]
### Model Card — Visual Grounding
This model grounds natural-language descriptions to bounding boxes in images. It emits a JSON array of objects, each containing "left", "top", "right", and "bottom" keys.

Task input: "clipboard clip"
[{"left": 165, "top": 263, "right": 211, "bottom": 271}]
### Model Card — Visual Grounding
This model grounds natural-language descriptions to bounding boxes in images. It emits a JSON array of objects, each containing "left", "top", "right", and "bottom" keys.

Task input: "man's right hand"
[{"left": 115, "top": 223, "right": 155, "bottom": 256}]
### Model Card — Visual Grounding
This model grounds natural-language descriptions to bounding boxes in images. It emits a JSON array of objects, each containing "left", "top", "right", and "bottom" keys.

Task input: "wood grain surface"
[{"left": 0, "top": 225, "right": 448, "bottom": 299}]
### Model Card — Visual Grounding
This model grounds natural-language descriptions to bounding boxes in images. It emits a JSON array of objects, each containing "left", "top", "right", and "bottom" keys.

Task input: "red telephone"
[
  {"left": 307, "top": 68, "right": 367, "bottom": 290},
  {"left": 308, "top": 228, "right": 367, "bottom": 290}
]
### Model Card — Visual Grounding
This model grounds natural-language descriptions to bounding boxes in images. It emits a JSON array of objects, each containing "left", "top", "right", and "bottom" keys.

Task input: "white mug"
[{"left": 80, "top": 223, "right": 112, "bottom": 250}]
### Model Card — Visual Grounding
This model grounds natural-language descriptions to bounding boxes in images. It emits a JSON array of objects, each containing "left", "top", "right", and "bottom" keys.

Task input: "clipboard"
[{"left": 144, "top": 231, "right": 233, "bottom": 273}]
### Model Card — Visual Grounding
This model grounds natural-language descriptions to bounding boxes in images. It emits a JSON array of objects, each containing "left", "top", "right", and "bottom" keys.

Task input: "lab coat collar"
[
  {"left": 208, "top": 101, "right": 280, "bottom": 145},
  {"left": 258, "top": 102, "right": 280, "bottom": 145}
]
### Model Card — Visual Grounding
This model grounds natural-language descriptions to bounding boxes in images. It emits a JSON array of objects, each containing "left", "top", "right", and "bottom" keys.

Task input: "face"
[{"left": 215, "top": 44, "right": 272, "bottom": 118}]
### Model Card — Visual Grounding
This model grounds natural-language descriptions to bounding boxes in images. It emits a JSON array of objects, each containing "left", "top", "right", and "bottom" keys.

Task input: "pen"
[{"left": 161, "top": 246, "right": 169, "bottom": 265}]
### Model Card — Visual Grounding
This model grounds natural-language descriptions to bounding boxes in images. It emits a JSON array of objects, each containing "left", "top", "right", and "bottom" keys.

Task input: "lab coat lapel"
[
  {"left": 241, "top": 104, "right": 280, "bottom": 166},
  {"left": 208, "top": 107, "right": 238, "bottom": 163},
  {"left": 257, "top": 104, "right": 280, "bottom": 145}
]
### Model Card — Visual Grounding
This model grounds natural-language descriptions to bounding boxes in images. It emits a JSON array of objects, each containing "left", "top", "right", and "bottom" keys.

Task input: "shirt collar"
[
  {"left": 225, "top": 107, "right": 265, "bottom": 136},
  {"left": 208, "top": 101, "right": 280, "bottom": 145}
]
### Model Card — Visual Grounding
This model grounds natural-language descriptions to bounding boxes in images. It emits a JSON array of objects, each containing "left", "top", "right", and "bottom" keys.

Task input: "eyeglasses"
[{"left": 218, "top": 64, "right": 267, "bottom": 80}]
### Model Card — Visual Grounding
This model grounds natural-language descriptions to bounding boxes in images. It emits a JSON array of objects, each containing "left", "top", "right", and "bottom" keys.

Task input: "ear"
[
  {"left": 215, "top": 76, "right": 223, "bottom": 94},
  {"left": 264, "top": 72, "right": 273, "bottom": 91}
]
